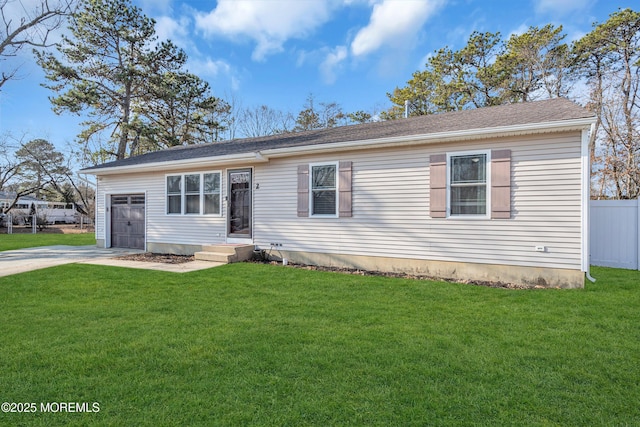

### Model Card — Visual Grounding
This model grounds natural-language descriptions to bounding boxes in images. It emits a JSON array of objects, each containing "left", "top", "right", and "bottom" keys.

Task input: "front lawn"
[
  {"left": 0, "top": 264, "right": 638, "bottom": 426},
  {"left": 0, "top": 233, "right": 96, "bottom": 251}
]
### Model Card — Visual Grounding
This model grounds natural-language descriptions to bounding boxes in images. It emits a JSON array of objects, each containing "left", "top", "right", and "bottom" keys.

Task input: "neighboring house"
[{"left": 82, "top": 98, "right": 596, "bottom": 288}]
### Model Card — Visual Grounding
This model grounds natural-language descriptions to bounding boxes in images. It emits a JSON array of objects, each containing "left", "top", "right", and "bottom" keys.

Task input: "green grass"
[
  {"left": 0, "top": 264, "right": 638, "bottom": 426},
  {"left": 0, "top": 232, "right": 96, "bottom": 251}
]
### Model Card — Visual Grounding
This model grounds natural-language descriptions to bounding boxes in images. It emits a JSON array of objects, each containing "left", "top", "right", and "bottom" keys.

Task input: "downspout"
[{"left": 583, "top": 123, "right": 596, "bottom": 283}]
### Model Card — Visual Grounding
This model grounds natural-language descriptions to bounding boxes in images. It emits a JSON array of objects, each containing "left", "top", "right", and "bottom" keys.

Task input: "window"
[
  {"left": 203, "top": 173, "right": 221, "bottom": 214},
  {"left": 449, "top": 152, "right": 488, "bottom": 216},
  {"left": 166, "top": 172, "right": 221, "bottom": 215},
  {"left": 311, "top": 163, "right": 337, "bottom": 216},
  {"left": 185, "top": 174, "right": 200, "bottom": 214},
  {"left": 112, "top": 196, "right": 129, "bottom": 206},
  {"left": 298, "top": 162, "right": 352, "bottom": 218},
  {"left": 430, "top": 150, "right": 510, "bottom": 219},
  {"left": 167, "top": 176, "right": 182, "bottom": 214},
  {"left": 131, "top": 195, "right": 145, "bottom": 205}
]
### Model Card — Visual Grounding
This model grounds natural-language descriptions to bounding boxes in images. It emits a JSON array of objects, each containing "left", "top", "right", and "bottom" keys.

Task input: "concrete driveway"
[{"left": 0, "top": 245, "right": 218, "bottom": 277}]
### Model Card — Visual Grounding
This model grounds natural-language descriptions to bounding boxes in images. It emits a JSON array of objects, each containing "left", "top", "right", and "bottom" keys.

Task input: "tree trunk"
[{"left": 116, "top": 84, "right": 132, "bottom": 160}]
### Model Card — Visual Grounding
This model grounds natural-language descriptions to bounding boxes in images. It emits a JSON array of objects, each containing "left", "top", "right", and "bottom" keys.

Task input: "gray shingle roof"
[{"left": 83, "top": 98, "right": 593, "bottom": 172}]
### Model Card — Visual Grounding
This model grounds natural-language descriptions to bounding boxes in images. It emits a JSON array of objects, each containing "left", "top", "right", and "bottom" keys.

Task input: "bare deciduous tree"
[
  {"left": 0, "top": 136, "right": 20, "bottom": 191},
  {"left": 238, "top": 105, "right": 293, "bottom": 138},
  {"left": 0, "top": 135, "right": 72, "bottom": 215},
  {"left": 575, "top": 8, "right": 640, "bottom": 199},
  {"left": 0, "top": 0, "right": 74, "bottom": 88}
]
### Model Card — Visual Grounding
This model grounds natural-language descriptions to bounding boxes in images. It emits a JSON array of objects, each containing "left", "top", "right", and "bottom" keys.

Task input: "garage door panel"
[
  {"left": 113, "top": 235, "right": 128, "bottom": 248},
  {"left": 130, "top": 207, "right": 144, "bottom": 220},
  {"left": 130, "top": 236, "right": 145, "bottom": 250},
  {"left": 130, "top": 222, "right": 145, "bottom": 234},
  {"left": 114, "top": 209, "right": 128, "bottom": 220},
  {"left": 112, "top": 221, "right": 129, "bottom": 234}
]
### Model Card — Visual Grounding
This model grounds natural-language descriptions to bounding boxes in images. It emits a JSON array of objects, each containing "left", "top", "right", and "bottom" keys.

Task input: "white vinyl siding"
[{"left": 253, "top": 131, "right": 583, "bottom": 270}]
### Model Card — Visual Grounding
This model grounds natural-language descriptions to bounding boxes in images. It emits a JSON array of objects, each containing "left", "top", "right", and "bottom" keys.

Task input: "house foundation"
[{"left": 267, "top": 250, "right": 585, "bottom": 289}]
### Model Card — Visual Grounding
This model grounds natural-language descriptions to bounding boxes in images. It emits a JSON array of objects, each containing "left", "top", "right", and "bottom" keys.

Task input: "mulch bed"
[
  {"left": 116, "top": 253, "right": 195, "bottom": 264},
  {"left": 259, "top": 260, "right": 541, "bottom": 289}
]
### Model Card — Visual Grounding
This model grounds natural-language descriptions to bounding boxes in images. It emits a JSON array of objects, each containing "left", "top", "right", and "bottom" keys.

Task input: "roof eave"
[
  {"left": 83, "top": 117, "right": 595, "bottom": 176},
  {"left": 81, "top": 151, "right": 269, "bottom": 176}
]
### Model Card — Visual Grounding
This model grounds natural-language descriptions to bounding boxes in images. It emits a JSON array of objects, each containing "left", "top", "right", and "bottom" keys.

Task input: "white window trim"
[
  {"left": 309, "top": 161, "right": 339, "bottom": 218},
  {"left": 165, "top": 171, "right": 222, "bottom": 216},
  {"left": 446, "top": 150, "right": 491, "bottom": 219}
]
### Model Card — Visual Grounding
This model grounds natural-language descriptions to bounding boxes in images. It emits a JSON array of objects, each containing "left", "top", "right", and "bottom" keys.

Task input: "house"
[{"left": 82, "top": 98, "right": 596, "bottom": 288}]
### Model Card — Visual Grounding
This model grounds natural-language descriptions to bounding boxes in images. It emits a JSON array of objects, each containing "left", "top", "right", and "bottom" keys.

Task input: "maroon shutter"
[
  {"left": 297, "top": 165, "right": 309, "bottom": 217},
  {"left": 339, "top": 161, "right": 352, "bottom": 218},
  {"left": 430, "top": 154, "right": 447, "bottom": 218},
  {"left": 491, "top": 149, "right": 511, "bottom": 219}
]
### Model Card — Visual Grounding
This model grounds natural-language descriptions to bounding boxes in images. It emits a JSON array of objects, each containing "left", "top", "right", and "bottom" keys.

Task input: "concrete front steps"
[{"left": 194, "top": 244, "right": 255, "bottom": 264}]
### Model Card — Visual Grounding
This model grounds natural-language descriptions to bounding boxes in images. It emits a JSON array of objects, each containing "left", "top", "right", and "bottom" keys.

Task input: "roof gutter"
[{"left": 83, "top": 117, "right": 595, "bottom": 176}]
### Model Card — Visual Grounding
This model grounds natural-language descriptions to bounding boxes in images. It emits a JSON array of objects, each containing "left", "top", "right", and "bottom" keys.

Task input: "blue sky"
[{"left": 0, "top": 0, "right": 636, "bottom": 161}]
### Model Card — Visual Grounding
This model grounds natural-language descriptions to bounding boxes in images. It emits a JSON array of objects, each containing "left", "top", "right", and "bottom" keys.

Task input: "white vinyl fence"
[{"left": 590, "top": 199, "right": 640, "bottom": 270}]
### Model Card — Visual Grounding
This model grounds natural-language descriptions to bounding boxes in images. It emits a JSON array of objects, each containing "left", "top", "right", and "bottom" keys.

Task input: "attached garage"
[{"left": 111, "top": 194, "right": 145, "bottom": 249}]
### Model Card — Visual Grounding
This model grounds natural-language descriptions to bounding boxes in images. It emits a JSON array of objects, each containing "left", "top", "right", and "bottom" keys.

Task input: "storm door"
[{"left": 227, "top": 169, "right": 252, "bottom": 238}]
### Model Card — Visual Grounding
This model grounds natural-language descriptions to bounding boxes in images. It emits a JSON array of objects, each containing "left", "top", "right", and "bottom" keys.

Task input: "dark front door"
[
  {"left": 111, "top": 194, "right": 145, "bottom": 249},
  {"left": 228, "top": 169, "right": 252, "bottom": 238}
]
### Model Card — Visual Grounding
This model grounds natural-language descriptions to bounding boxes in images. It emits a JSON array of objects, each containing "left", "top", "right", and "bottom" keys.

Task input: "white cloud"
[
  {"left": 417, "top": 52, "right": 433, "bottom": 70},
  {"left": 186, "top": 57, "right": 243, "bottom": 91},
  {"left": 187, "top": 58, "right": 232, "bottom": 78},
  {"left": 566, "top": 29, "right": 587, "bottom": 43},
  {"left": 154, "top": 15, "right": 190, "bottom": 45},
  {"left": 194, "top": 0, "right": 336, "bottom": 61},
  {"left": 533, "top": 0, "right": 594, "bottom": 16},
  {"left": 320, "top": 45, "right": 348, "bottom": 84},
  {"left": 507, "top": 23, "right": 530, "bottom": 39},
  {"left": 351, "top": 0, "right": 445, "bottom": 57}
]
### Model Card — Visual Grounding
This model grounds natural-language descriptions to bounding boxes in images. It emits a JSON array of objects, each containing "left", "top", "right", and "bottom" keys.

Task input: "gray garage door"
[{"left": 111, "top": 194, "right": 145, "bottom": 250}]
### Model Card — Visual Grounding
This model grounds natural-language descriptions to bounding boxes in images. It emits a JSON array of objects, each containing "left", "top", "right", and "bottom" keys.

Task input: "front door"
[{"left": 227, "top": 169, "right": 252, "bottom": 239}]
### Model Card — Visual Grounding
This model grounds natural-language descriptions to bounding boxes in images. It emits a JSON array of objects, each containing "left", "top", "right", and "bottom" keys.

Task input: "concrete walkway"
[{"left": 0, "top": 245, "right": 221, "bottom": 277}]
